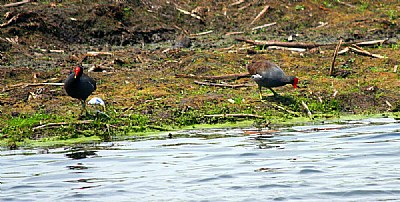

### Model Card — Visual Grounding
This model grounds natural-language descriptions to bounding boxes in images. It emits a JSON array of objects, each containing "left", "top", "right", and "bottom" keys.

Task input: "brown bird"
[
  {"left": 64, "top": 66, "right": 96, "bottom": 115},
  {"left": 247, "top": 60, "right": 298, "bottom": 99}
]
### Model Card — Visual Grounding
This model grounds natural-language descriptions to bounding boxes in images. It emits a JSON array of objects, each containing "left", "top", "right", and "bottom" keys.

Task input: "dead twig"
[
  {"left": 229, "top": 0, "right": 245, "bottom": 7},
  {"left": 250, "top": 5, "right": 270, "bottom": 25},
  {"left": 337, "top": 1, "right": 355, "bottom": 8},
  {"left": 225, "top": 31, "right": 244, "bottom": 36},
  {"left": 267, "top": 46, "right": 306, "bottom": 52},
  {"left": 0, "top": 14, "right": 20, "bottom": 28},
  {"left": 236, "top": 38, "right": 390, "bottom": 49},
  {"left": 385, "top": 100, "right": 392, "bottom": 111},
  {"left": 329, "top": 39, "right": 343, "bottom": 76},
  {"left": 4, "top": 82, "right": 64, "bottom": 92},
  {"left": 86, "top": 51, "right": 113, "bottom": 57},
  {"left": 251, "top": 22, "right": 277, "bottom": 31},
  {"left": 0, "top": 36, "right": 19, "bottom": 44},
  {"left": 8, "top": 82, "right": 63, "bottom": 88},
  {"left": 269, "top": 103, "right": 300, "bottom": 117},
  {"left": 2, "top": 0, "right": 30, "bottom": 8},
  {"left": 238, "top": 2, "right": 251, "bottom": 11},
  {"left": 194, "top": 80, "right": 254, "bottom": 88},
  {"left": 315, "top": 22, "right": 329, "bottom": 28},
  {"left": 349, "top": 45, "right": 386, "bottom": 58},
  {"left": 175, "top": 6, "right": 202, "bottom": 21},
  {"left": 190, "top": 30, "right": 213, "bottom": 36},
  {"left": 235, "top": 38, "right": 323, "bottom": 49},
  {"left": 204, "top": 114, "right": 263, "bottom": 118},
  {"left": 301, "top": 101, "right": 313, "bottom": 118},
  {"left": 25, "top": 82, "right": 64, "bottom": 87},
  {"left": 338, "top": 47, "right": 350, "bottom": 55},
  {"left": 175, "top": 72, "right": 250, "bottom": 80},
  {"left": 32, "top": 120, "right": 93, "bottom": 131},
  {"left": 355, "top": 39, "right": 387, "bottom": 46},
  {"left": 332, "top": 90, "right": 338, "bottom": 97},
  {"left": 39, "top": 49, "right": 65, "bottom": 53}
]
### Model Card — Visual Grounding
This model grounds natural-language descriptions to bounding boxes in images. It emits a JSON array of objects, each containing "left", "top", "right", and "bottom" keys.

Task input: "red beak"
[
  {"left": 74, "top": 66, "right": 80, "bottom": 78},
  {"left": 293, "top": 78, "right": 298, "bottom": 89}
]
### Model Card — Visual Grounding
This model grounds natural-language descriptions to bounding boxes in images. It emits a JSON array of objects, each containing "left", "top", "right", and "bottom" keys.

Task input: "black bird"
[
  {"left": 64, "top": 66, "right": 96, "bottom": 115},
  {"left": 247, "top": 60, "right": 298, "bottom": 99}
]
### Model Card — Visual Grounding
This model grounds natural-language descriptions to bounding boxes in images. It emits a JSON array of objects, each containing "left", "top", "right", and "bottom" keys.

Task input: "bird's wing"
[
  {"left": 87, "top": 77, "right": 97, "bottom": 91},
  {"left": 259, "top": 66, "right": 285, "bottom": 79}
]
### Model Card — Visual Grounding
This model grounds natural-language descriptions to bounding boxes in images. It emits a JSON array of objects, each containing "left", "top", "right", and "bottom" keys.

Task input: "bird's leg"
[
  {"left": 258, "top": 86, "right": 263, "bottom": 100},
  {"left": 268, "top": 88, "right": 279, "bottom": 96},
  {"left": 81, "top": 99, "right": 88, "bottom": 116}
]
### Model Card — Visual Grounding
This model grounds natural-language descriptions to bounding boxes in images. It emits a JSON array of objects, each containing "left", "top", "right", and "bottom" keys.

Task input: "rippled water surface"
[{"left": 1, "top": 118, "right": 400, "bottom": 201}]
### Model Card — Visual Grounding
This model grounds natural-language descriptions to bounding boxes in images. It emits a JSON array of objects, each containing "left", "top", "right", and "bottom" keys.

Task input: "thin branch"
[
  {"left": 238, "top": 2, "right": 251, "bottom": 11},
  {"left": 175, "top": 6, "right": 202, "bottom": 21},
  {"left": 194, "top": 80, "right": 254, "bottom": 88},
  {"left": 349, "top": 45, "right": 386, "bottom": 58},
  {"left": 337, "top": 1, "right": 355, "bottom": 8},
  {"left": 338, "top": 47, "right": 350, "bottom": 55},
  {"left": 329, "top": 39, "right": 343, "bottom": 76},
  {"left": 267, "top": 46, "right": 306, "bottom": 52},
  {"left": 26, "top": 83, "right": 64, "bottom": 86},
  {"left": 175, "top": 72, "right": 250, "bottom": 80},
  {"left": 3, "top": 82, "right": 64, "bottom": 92},
  {"left": 250, "top": 5, "right": 270, "bottom": 25},
  {"left": 315, "top": 22, "right": 329, "bottom": 28},
  {"left": 225, "top": 31, "right": 244, "bottom": 36},
  {"left": 86, "top": 51, "right": 113, "bottom": 57},
  {"left": 2, "top": 0, "right": 30, "bottom": 8},
  {"left": 0, "top": 14, "right": 20, "bottom": 28},
  {"left": 301, "top": 101, "right": 313, "bottom": 118},
  {"left": 269, "top": 102, "right": 300, "bottom": 117},
  {"left": 235, "top": 38, "right": 323, "bottom": 49},
  {"left": 385, "top": 100, "right": 392, "bottom": 110},
  {"left": 235, "top": 38, "right": 390, "bottom": 49},
  {"left": 32, "top": 120, "right": 93, "bottom": 131},
  {"left": 190, "top": 30, "right": 213, "bottom": 36},
  {"left": 229, "top": 0, "right": 245, "bottom": 7},
  {"left": 332, "top": 90, "right": 338, "bottom": 97},
  {"left": 204, "top": 114, "right": 263, "bottom": 118},
  {"left": 355, "top": 39, "right": 387, "bottom": 46},
  {"left": 251, "top": 22, "right": 277, "bottom": 31}
]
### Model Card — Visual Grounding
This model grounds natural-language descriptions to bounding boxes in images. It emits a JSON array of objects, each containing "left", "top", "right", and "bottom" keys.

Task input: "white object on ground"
[{"left": 88, "top": 97, "right": 105, "bottom": 107}]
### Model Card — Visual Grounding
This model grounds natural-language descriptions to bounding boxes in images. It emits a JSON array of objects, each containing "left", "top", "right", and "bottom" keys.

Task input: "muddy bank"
[{"left": 0, "top": 0, "right": 399, "bottom": 148}]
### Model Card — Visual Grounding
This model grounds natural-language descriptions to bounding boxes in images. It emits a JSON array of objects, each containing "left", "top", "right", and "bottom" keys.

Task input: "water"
[{"left": 1, "top": 118, "right": 400, "bottom": 201}]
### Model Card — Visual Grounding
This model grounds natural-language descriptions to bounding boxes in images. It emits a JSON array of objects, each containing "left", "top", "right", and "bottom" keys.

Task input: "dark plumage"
[
  {"left": 64, "top": 66, "right": 96, "bottom": 114},
  {"left": 247, "top": 60, "right": 298, "bottom": 98}
]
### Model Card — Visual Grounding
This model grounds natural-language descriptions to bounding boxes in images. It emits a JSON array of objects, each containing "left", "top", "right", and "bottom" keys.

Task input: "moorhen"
[
  {"left": 64, "top": 65, "right": 96, "bottom": 115},
  {"left": 247, "top": 60, "right": 298, "bottom": 99}
]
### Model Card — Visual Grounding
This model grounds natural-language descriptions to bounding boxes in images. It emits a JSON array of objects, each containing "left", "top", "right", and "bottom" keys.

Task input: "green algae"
[{"left": 2, "top": 111, "right": 398, "bottom": 149}]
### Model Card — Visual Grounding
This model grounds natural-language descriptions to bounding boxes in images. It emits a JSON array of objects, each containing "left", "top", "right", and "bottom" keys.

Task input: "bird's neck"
[{"left": 282, "top": 76, "right": 295, "bottom": 84}]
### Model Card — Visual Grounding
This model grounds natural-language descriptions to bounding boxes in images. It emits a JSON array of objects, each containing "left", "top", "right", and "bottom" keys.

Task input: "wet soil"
[{"left": 0, "top": 0, "right": 399, "bottom": 143}]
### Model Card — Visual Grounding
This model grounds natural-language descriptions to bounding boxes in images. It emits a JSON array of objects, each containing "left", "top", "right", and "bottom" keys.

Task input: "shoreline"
[{"left": 2, "top": 112, "right": 398, "bottom": 149}]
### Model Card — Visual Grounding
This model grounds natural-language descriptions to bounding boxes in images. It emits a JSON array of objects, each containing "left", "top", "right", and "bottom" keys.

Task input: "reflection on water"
[{"left": 1, "top": 118, "right": 400, "bottom": 201}]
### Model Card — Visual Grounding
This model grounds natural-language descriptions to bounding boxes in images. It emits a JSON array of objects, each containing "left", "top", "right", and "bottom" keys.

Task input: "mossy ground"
[{"left": 0, "top": 0, "right": 399, "bottom": 148}]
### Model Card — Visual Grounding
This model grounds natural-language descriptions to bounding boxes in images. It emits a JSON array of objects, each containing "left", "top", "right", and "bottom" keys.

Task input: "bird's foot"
[
  {"left": 77, "top": 113, "right": 87, "bottom": 120},
  {"left": 77, "top": 110, "right": 91, "bottom": 120},
  {"left": 94, "top": 110, "right": 111, "bottom": 120}
]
